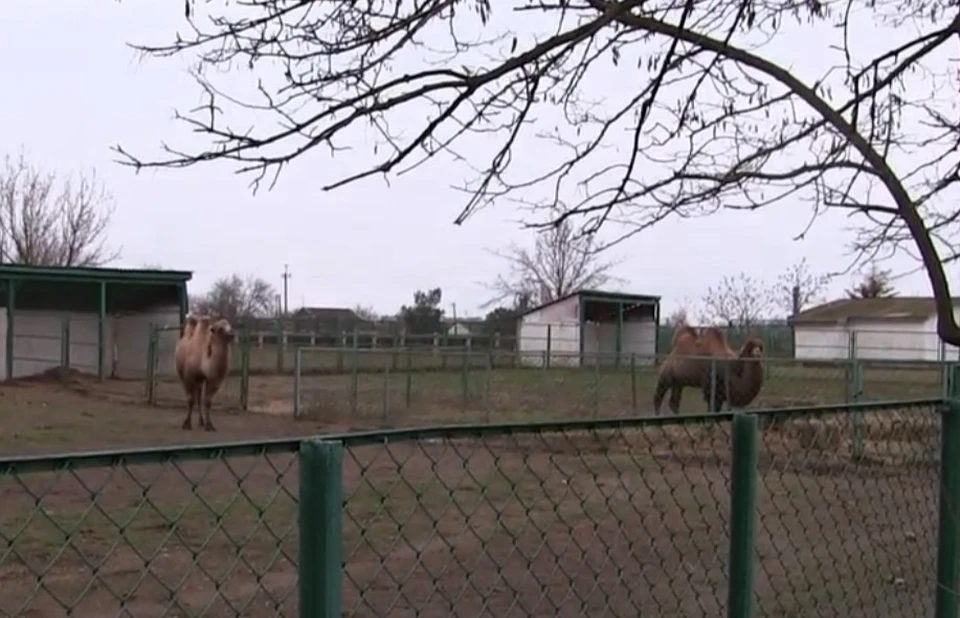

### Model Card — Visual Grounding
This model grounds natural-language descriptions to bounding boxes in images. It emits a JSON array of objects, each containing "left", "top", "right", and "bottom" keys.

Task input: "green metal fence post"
[
  {"left": 727, "top": 412, "right": 759, "bottom": 618},
  {"left": 59, "top": 315, "right": 70, "bottom": 380},
  {"left": 350, "top": 347, "right": 359, "bottom": 415},
  {"left": 240, "top": 326, "right": 251, "bottom": 412},
  {"left": 936, "top": 395, "right": 960, "bottom": 618},
  {"left": 485, "top": 350, "right": 493, "bottom": 420},
  {"left": 293, "top": 347, "right": 302, "bottom": 419},
  {"left": 275, "top": 319, "right": 284, "bottom": 374},
  {"left": 441, "top": 332, "right": 448, "bottom": 371},
  {"left": 382, "top": 350, "right": 390, "bottom": 420},
  {"left": 944, "top": 361, "right": 957, "bottom": 400},
  {"left": 546, "top": 324, "right": 552, "bottom": 370},
  {"left": 404, "top": 348, "right": 413, "bottom": 409},
  {"left": 460, "top": 351, "right": 469, "bottom": 411},
  {"left": 145, "top": 325, "right": 156, "bottom": 402},
  {"left": 299, "top": 439, "right": 344, "bottom": 618},
  {"left": 709, "top": 358, "right": 718, "bottom": 412},
  {"left": 850, "top": 359, "right": 864, "bottom": 460},
  {"left": 593, "top": 356, "right": 600, "bottom": 418},
  {"left": 630, "top": 353, "right": 637, "bottom": 412}
]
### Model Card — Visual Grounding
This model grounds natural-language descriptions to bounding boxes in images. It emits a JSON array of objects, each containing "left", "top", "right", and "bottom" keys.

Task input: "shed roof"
[
  {"left": 0, "top": 264, "right": 190, "bottom": 313},
  {"left": 790, "top": 296, "right": 954, "bottom": 325},
  {"left": 517, "top": 289, "right": 661, "bottom": 319},
  {"left": 0, "top": 264, "right": 192, "bottom": 283}
]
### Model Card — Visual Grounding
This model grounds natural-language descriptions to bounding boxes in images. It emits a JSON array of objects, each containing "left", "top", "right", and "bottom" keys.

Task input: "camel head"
[
  {"left": 210, "top": 318, "right": 235, "bottom": 345},
  {"left": 740, "top": 338, "right": 764, "bottom": 358}
]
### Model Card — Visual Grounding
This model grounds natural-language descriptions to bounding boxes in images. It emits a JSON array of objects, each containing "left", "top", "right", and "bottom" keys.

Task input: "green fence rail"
[{"left": 2, "top": 397, "right": 960, "bottom": 616}]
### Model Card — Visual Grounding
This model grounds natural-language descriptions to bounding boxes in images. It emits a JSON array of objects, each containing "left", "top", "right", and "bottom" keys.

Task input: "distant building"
[
  {"left": 292, "top": 307, "right": 362, "bottom": 331},
  {"left": 444, "top": 318, "right": 483, "bottom": 336},
  {"left": 789, "top": 296, "right": 960, "bottom": 361},
  {"left": 515, "top": 289, "right": 661, "bottom": 367}
]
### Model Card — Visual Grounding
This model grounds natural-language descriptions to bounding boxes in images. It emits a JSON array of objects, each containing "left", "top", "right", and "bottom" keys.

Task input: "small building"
[
  {"left": 0, "top": 264, "right": 191, "bottom": 380},
  {"left": 292, "top": 307, "right": 362, "bottom": 331},
  {"left": 515, "top": 289, "right": 661, "bottom": 367},
  {"left": 445, "top": 318, "right": 482, "bottom": 337},
  {"left": 790, "top": 297, "right": 958, "bottom": 361}
]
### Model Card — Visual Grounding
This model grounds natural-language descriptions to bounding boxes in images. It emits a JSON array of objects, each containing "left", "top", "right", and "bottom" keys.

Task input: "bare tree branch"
[
  {"left": 701, "top": 273, "right": 775, "bottom": 328},
  {"left": 191, "top": 274, "right": 277, "bottom": 320},
  {"left": 120, "top": 0, "right": 960, "bottom": 343},
  {"left": 0, "top": 152, "right": 119, "bottom": 266},
  {"left": 774, "top": 258, "right": 833, "bottom": 316},
  {"left": 484, "top": 213, "right": 623, "bottom": 307}
]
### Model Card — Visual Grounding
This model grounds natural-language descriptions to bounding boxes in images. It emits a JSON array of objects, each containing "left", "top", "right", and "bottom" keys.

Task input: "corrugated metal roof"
[{"left": 516, "top": 289, "right": 661, "bottom": 319}]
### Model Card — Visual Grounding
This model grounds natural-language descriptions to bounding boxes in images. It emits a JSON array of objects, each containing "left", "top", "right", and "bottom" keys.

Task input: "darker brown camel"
[
  {"left": 174, "top": 314, "right": 234, "bottom": 431},
  {"left": 653, "top": 325, "right": 765, "bottom": 414}
]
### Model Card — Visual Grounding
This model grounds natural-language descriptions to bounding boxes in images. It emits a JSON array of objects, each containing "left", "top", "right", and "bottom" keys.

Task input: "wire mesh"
[
  {"left": 752, "top": 401, "right": 940, "bottom": 616},
  {"left": 0, "top": 446, "right": 300, "bottom": 618},
  {"left": 0, "top": 399, "right": 953, "bottom": 617},
  {"left": 340, "top": 420, "right": 735, "bottom": 617}
]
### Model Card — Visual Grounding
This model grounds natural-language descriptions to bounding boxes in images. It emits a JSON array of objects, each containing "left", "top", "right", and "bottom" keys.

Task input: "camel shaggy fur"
[
  {"left": 653, "top": 326, "right": 765, "bottom": 414},
  {"left": 174, "top": 314, "right": 234, "bottom": 431}
]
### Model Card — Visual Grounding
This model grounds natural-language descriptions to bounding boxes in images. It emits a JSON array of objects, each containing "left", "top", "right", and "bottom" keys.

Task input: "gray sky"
[{"left": 1, "top": 1, "right": 950, "bottom": 319}]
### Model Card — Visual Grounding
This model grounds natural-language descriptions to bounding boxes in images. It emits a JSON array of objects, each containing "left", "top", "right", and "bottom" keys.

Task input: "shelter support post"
[
  {"left": 5, "top": 280, "right": 13, "bottom": 380},
  {"left": 653, "top": 302, "right": 660, "bottom": 358},
  {"left": 615, "top": 302, "right": 623, "bottom": 370},
  {"left": 179, "top": 281, "right": 189, "bottom": 325},
  {"left": 98, "top": 280, "right": 106, "bottom": 381}
]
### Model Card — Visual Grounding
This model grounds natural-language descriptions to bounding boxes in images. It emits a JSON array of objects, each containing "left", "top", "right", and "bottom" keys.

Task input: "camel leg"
[
  {"left": 668, "top": 387, "right": 683, "bottom": 414},
  {"left": 182, "top": 384, "right": 199, "bottom": 430},
  {"left": 653, "top": 376, "right": 670, "bottom": 415},
  {"left": 703, "top": 375, "right": 726, "bottom": 413},
  {"left": 202, "top": 382, "right": 219, "bottom": 431}
]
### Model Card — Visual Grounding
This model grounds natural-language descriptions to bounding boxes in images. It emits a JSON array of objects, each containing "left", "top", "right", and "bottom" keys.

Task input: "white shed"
[
  {"left": 0, "top": 265, "right": 191, "bottom": 380},
  {"left": 515, "top": 290, "right": 661, "bottom": 368},
  {"left": 790, "top": 297, "right": 959, "bottom": 362}
]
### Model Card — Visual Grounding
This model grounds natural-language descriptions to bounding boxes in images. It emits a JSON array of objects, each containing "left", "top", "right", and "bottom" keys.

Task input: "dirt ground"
[
  {"left": 339, "top": 409, "right": 940, "bottom": 617},
  {"left": 0, "top": 377, "right": 943, "bottom": 617}
]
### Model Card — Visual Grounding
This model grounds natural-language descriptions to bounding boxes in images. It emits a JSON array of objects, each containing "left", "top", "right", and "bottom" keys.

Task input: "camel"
[
  {"left": 700, "top": 328, "right": 765, "bottom": 412},
  {"left": 653, "top": 325, "right": 765, "bottom": 414},
  {"left": 174, "top": 313, "right": 234, "bottom": 431}
]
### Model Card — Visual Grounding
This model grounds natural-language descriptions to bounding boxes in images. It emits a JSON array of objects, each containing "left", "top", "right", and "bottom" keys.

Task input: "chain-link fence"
[
  {"left": 144, "top": 326, "right": 959, "bottom": 424},
  {"left": 0, "top": 441, "right": 300, "bottom": 618},
  {"left": 287, "top": 347, "right": 949, "bottom": 425},
  {"left": 3, "top": 397, "right": 960, "bottom": 617},
  {"left": 331, "top": 399, "right": 946, "bottom": 617}
]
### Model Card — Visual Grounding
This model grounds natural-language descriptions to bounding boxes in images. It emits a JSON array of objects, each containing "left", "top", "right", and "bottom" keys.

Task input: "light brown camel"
[
  {"left": 653, "top": 325, "right": 765, "bottom": 414},
  {"left": 174, "top": 314, "right": 234, "bottom": 431}
]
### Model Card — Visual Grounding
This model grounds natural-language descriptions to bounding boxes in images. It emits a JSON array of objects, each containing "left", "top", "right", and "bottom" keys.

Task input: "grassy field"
[
  {"left": 273, "top": 356, "right": 943, "bottom": 427},
  {"left": 0, "top": 366, "right": 944, "bottom": 616}
]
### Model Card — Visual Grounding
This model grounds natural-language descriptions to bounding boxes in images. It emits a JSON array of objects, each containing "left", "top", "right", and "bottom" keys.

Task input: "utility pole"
[{"left": 281, "top": 264, "right": 292, "bottom": 316}]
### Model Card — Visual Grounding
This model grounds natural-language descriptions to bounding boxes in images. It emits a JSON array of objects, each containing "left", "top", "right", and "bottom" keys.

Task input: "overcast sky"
[{"left": 1, "top": 1, "right": 952, "bottom": 319}]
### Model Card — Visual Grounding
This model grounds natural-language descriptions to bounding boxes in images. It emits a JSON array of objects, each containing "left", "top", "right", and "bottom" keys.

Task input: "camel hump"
[
  {"left": 700, "top": 327, "right": 730, "bottom": 352},
  {"left": 181, "top": 314, "right": 200, "bottom": 339},
  {"left": 672, "top": 325, "right": 698, "bottom": 346}
]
